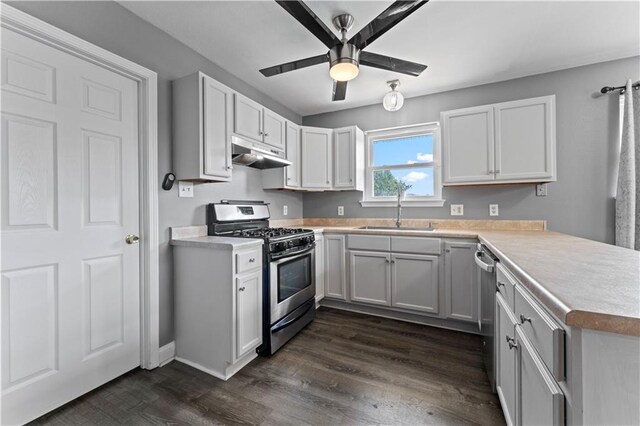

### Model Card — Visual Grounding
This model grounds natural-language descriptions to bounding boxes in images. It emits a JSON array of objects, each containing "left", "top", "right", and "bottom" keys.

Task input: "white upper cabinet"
[
  {"left": 494, "top": 97, "right": 555, "bottom": 182},
  {"left": 285, "top": 121, "right": 301, "bottom": 187},
  {"left": 301, "top": 126, "right": 333, "bottom": 189},
  {"left": 261, "top": 121, "right": 301, "bottom": 190},
  {"left": 263, "top": 108, "right": 286, "bottom": 150},
  {"left": 233, "top": 93, "right": 263, "bottom": 143},
  {"left": 173, "top": 72, "right": 232, "bottom": 182},
  {"left": 442, "top": 95, "right": 556, "bottom": 185},
  {"left": 333, "top": 126, "right": 365, "bottom": 191},
  {"left": 233, "top": 93, "right": 286, "bottom": 152},
  {"left": 442, "top": 105, "right": 495, "bottom": 184}
]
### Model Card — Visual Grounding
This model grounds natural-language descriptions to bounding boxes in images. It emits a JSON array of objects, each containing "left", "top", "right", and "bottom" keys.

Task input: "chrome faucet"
[{"left": 396, "top": 186, "right": 403, "bottom": 228}]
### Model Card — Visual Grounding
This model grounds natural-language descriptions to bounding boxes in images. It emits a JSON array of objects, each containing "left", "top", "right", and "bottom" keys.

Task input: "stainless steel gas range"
[{"left": 206, "top": 200, "right": 316, "bottom": 355}]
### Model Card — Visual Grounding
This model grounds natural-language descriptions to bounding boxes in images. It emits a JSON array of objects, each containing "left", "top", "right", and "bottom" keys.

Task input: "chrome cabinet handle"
[
  {"left": 520, "top": 314, "right": 532, "bottom": 324},
  {"left": 497, "top": 281, "right": 505, "bottom": 288},
  {"left": 506, "top": 336, "right": 518, "bottom": 350},
  {"left": 495, "top": 169, "right": 501, "bottom": 173},
  {"left": 249, "top": 258, "right": 256, "bottom": 263},
  {"left": 238, "top": 287, "right": 246, "bottom": 292},
  {"left": 125, "top": 234, "right": 139, "bottom": 245},
  {"left": 488, "top": 170, "right": 494, "bottom": 174},
  {"left": 264, "top": 132, "right": 269, "bottom": 137},
  {"left": 226, "top": 166, "right": 233, "bottom": 170}
]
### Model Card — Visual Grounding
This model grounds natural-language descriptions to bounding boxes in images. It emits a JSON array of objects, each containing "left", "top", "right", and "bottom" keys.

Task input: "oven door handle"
[
  {"left": 271, "top": 301, "right": 314, "bottom": 333},
  {"left": 270, "top": 245, "right": 315, "bottom": 263}
]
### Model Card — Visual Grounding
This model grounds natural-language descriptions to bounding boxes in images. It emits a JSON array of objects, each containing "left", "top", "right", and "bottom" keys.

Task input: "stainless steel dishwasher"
[{"left": 475, "top": 243, "right": 499, "bottom": 391}]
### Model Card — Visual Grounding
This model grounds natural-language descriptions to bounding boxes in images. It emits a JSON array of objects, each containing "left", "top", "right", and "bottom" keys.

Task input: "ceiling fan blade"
[
  {"left": 332, "top": 80, "right": 347, "bottom": 101},
  {"left": 349, "top": 1, "right": 429, "bottom": 50},
  {"left": 359, "top": 51, "right": 427, "bottom": 77},
  {"left": 260, "top": 54, "right": 328, "bottom": 77},
  {"left": 275, "top": 1, "right": 340, "bottom": 49}
]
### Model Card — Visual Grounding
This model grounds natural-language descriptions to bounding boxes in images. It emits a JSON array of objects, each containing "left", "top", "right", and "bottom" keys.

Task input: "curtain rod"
[{"left": 600, "top": 81, "right": 640, "bottom": 94}]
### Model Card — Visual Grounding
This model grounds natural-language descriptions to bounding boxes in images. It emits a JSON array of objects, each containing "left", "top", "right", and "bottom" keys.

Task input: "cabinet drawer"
[
  {"left": 390, "top": 237, "right": 441, "bottom": 255},
  {"left": 236, "top": 248, "right": 262, "bottom": 274},
  {"left": 515, "top": 285, "right": 565, "bottom": 381},
  {"left": 496, "top": 263, "right": 516, "bottom": 312},
  {"left": 347, "top": 234, "right": 390, "bottom": 251}
]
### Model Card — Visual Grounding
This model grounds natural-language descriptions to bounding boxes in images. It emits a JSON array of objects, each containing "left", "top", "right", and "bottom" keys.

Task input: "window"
[{"left": 361, "top": 122, "right": 444, "bottom": 207}]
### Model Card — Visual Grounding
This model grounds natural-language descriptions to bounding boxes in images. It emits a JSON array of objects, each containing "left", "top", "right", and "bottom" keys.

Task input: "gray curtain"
[{"left": 615, "top": 80, "right": 640, "bottom": 249}]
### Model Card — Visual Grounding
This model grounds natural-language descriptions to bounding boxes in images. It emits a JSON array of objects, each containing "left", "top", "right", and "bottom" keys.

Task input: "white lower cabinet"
[
  {"left": 172, "top": 242, "right": 263, "bottom": 380},
  {"left": 235, "top": 270, "right": 262, "bottom": 359},
  {"left": 391, "top": 254, "right": 439, "bottom": 314},
  {"left": 314, "top": 233, "right": 325, "bottom": 302},
  {"left": 444, "top": 240, "right": 479, "bottom": 323},
  {"left": 495, "top": 277, "right": 565, "bottom": 426},
  {"left": 347, "top": 246, "right": 441, "bottom": 314},
  {"left": 324, "top": 234, "right": 347, "bottom": 300},
  {"left": 516, "top": 327, "right": 565, "bottom": 426},
  {"left": 496, "top": 293, "right": 518, "bottom": 426},
  {"left": 350, "top": 251, "right": 391, "bottom": 306}
]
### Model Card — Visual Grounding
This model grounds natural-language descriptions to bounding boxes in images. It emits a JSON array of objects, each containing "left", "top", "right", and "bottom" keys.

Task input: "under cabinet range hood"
[{"left": 231, "top": 136, "right": 291, "bottom": 169}]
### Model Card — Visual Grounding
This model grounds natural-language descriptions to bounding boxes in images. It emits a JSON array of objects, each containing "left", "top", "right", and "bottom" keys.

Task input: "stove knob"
[{"left": 287, "top": 240, "right": 295, "bottom": 248}]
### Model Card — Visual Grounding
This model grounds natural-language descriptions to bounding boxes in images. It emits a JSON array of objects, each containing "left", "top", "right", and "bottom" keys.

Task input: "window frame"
[{"left": 360, "top": 122, "right": 445, "bottom": 207}]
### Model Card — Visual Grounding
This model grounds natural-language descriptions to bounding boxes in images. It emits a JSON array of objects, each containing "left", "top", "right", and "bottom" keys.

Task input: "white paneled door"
[{"left": 1, "top": 27, "right": 140, "bottom": 424}]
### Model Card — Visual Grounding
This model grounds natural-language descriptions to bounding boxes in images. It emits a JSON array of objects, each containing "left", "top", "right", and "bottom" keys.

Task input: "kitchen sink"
[{"left": 356, "top": 226, "right": 436, "bottom": 232}]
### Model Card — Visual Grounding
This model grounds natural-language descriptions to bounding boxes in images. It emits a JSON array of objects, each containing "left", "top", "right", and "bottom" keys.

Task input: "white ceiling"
[{"left": 119, "top": 1, "right": 640, "bottom": 116}]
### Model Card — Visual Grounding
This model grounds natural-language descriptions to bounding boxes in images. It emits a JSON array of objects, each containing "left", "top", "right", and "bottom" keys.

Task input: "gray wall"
[
  {"left": 303, "top": 57, "right": 640, "bottom": 245},
  {"left": 8, "top": 1, "right": 304, "bottom": 346}
]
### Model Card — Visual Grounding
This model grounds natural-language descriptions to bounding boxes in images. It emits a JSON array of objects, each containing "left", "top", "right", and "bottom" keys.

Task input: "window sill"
[{"left": 359, "top": 199, "right": 446, "bottom": 208}]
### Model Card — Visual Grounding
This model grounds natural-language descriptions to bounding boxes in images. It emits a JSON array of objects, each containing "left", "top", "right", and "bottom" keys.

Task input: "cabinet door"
[
  {"left": 516, "top": 327, "right": 564, "bottom": 426},
  {"left": 442, "top": 106, "right": 495, "bottom": 184},
  {"left": 263, "top": 108, "right": 286, "bottom": 150},
  {"left": 494, "top": 96, "right": 555, "bottom": 182},
  {"left": 233, "top": 93, "right": 263, "bottom": 143},
  {"left": 324, "top": 234, "right": 346, "bottom": 300},
  {"left": 496, "top": 294, "right": 518, "bottom": 426},
  {"left": 202, "top": 76, "right": 233, "bottom": 179},
  {"left": 333, "top": 126, "right": 355, "bottom": 189},
  {"left": 444, "top": 241, "right": 479, "bottom": 322},
  {"left": 391, "top": 254, "right": 439, "bottom": 314},
  {"left": 235, "top": 270, "right": 262, "bottom": 359},
  {"left": 349, "top": 251, "right": 391, "bottom": 306},
  {"left": 285, "top": 122, "right": 301, "bottom": 188},
  {"left": 301, "top": 126, "right": 332, "bottom": 189},
  {"left": 315, "top": 236, "right": 325, "bottom": 302}
]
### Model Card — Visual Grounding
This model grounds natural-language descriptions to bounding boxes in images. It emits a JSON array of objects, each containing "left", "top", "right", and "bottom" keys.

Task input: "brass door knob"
[{"left": 125, "top": 234, "right": 140, "bottom": 245}]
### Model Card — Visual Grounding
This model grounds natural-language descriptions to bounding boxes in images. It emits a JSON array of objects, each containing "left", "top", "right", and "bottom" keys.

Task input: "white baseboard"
[{"left": 158, "top": 341, "right": 175, "bottom": 367}]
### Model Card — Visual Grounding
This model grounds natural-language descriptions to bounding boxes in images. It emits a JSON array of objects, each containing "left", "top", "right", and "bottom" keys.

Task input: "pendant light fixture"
[{"left": 383, "top": 79, "right": 404, "bottom": 112}]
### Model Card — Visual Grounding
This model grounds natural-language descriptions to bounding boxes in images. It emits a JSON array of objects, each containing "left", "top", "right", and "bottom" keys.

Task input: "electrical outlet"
[
  {"left": 283, "top": 205, "right": 288, "bottom": 216},
  {"left": 489, "top": 204, "right": 499, "bottom": 216},
  {"left": 178, "top": 181, "right": 194, "bottom": 198},
  {"left": 450, "top": 204, "right": 464, "bottom": 216},
  {"left": 536, "top": 183, "right": 548, "bottom": 197},
  {"left": 337, "top": 206, "right": 344, "bottom": 216}
]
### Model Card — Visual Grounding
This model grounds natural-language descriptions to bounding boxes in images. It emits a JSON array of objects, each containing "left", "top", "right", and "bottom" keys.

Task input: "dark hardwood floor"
[{"left": 31, "top": 307, "right": 505, "bottom": 425}]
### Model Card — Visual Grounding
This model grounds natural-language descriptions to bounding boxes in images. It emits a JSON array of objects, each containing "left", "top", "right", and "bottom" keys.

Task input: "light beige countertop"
[
  {"left": 307, "top": 225, "right": 639, "bottom": 336},
  {"left": 170, "top": 226, "right": 263, "bottom": 250},
  {"left": 171, "top": 222, "right": 640, "bottom": 336}
]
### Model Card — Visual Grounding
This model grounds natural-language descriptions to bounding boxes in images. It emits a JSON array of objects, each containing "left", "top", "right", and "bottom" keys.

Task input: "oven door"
[{"left": 269, "top": 246, "right": 316, "bottom": 324}]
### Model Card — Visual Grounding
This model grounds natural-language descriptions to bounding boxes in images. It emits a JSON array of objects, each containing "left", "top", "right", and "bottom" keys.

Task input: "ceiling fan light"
[
  {"left": 329, "top": 62, "right": 359, "bottom": 81},
  {"left": 383, "top": 80, "right": 404, "bottom": 111},
  {"left": 329, "top": 44, "right": 360, "bottom": 82}
]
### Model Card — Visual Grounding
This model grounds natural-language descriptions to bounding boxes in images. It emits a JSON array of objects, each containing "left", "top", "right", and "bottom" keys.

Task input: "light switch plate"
[
  {"left": 489, "top": 204, "right": 499, "bottom": 216},
  {"left": 178, "top": 181, "right": 194, "bottom": 198},
  {"left": 536, "top": 183, "right": 548, "bottom": 197},
  {"left": 450, "top": 204, "right": 464, "bottom": 216},
  {"left": 283, "top": 205, "right": 288, "bottom": 216},
  {"left": 337, "top": 206, "right": 344, "bottom": 216}
]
